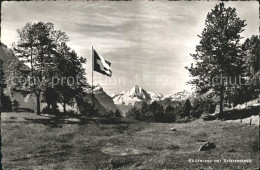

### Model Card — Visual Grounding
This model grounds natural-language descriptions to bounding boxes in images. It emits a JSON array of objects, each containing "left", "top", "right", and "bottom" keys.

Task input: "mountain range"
[{"left": 110, "top": 85, "right": 194, "bottom": 115}]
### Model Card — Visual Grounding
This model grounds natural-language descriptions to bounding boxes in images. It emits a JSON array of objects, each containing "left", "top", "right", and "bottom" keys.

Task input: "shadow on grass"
[
  {"left": 97, "top": 118, "right": 133, "bottom": 125},
  {"left": 24, "top": 116, "right": 134, "bottom": 128},
  {"left": 11, "top": 150, "right": 71, "bottom": 162},
  {"left": 24, "top": 117, "right": 78, "bottom": 128}
]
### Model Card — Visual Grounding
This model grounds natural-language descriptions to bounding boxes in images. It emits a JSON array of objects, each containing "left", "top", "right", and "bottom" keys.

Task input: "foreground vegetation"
[
  {"left": 126, "top": 99, "right": 216, "bottom": 123},
  {"left": 2, "top": 112, "right": 258, "bottom": 169},
  {"left": 126, "top": 98, "right": 260, "bottom": 123}
]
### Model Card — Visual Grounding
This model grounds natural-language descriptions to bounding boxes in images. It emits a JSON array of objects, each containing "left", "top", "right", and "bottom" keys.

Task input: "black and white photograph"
[{"left": 0, "top": 1, "right": 259, "bottom": 169}]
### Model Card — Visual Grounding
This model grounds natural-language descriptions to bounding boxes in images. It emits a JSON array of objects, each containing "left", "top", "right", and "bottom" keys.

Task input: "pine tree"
[
  {"left": 0, "top": 59, "right": 12, "bottom": 112},
  {"left": 165, "top": 105, "right": 176, "bottom": 122},
  {"left": 183, "top": 99, "right": 192, "bottom": 118},
  {"left": 11, "top": 22, "right": 68, "bottom": 114},
  {"left": 186, "top": 3, "right": 247, "bottom": 117},
  {"left": 242, "top": 35, "right": 260, "bottom": 76},
  {"left": 242, "top": 35, "right": 260, "bottom": 100},
  {"left": 12, "top": 100, "right": 20, "bottom": 111},
  {"left": 114, "top": 110, "right": 122, "bottom": 118},
  {"left": 150, "top": 101, "right": 164, "bottom": 122},
  {"left": 53, "top": 43, "right": 87, "bottom": 113}
]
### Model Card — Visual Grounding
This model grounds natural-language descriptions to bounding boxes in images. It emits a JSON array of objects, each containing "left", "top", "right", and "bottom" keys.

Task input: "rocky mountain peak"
[{"left": 128, "top": 85, "right": 150, "bottom": 100}]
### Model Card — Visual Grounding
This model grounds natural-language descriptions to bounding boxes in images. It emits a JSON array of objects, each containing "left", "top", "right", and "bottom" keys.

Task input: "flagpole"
[{"left": 92, "top": 46, "right": 95, "bottom": 109}]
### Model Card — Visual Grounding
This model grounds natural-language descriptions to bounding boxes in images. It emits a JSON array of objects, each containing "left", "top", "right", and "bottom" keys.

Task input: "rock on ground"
[{"left": 198, "top": 142, "right": 216, "bottom": 151}]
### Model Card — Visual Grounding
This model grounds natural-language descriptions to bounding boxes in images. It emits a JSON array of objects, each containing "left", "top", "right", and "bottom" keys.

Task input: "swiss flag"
[{"left": 93, "top": 49, "right": 112, "bottom": 77}]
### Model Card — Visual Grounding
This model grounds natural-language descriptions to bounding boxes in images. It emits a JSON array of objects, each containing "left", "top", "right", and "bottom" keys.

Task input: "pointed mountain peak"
[
  {"left": 130, "top": 85, "right": 144, "bottom": 95},
  {"left": 125, "top": 85, "right": 150, "bottom": 101}
]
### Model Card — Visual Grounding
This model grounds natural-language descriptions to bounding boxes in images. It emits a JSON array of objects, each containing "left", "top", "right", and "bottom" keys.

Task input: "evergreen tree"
[
  {"left": 165, "top": 105, "right": 176, "bottom": 122},
  {"left": 186, "top": 3, "right": 247, "bottom": 117},
  {"left": 242, "top": 35, "right": 260, "bottom": 75},
  {"left": 114, "top": 110, "right": 122, "bottom": 118},
  {"left": 242, "top": 35, "right": 260, "bottom": 100},
  {"left": 53, "top": 43, "right": 87, "bottom": 113},
  {"left": 183, "top": 99, "right": 192, "bottom": 117},
  {"left": 75, "top": 90, "right": 97, "bottom": 117},
  {"left": 10, "top": 22, "right": 68, "bottom": 114},
  {"left": 150, "top": 101, "right": 164, "bottom": 122},
  {"left": 43, "top": 87, "right": 59, "bottom": 111},
  {"left": 0, "top": 59, "right": 12, "bottom": 112},
  {"left": 126, "top": 106, "right": 140, "bottom": 120},
  {"left": 12, "top": 100, "right": 20, "bottom": 111}
]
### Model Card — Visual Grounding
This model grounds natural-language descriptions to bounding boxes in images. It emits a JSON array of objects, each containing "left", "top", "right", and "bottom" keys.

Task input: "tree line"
[{"left": 126, "top": 98, "right": 216, "bottom": 123}]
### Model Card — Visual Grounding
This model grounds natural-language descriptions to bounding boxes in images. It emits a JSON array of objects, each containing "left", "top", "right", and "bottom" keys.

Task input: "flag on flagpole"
[{"left": 93, "top": 49, "right": 112, "bottom": 77}]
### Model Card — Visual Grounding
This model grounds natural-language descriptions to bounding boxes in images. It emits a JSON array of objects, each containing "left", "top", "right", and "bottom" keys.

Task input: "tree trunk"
[
  {"left": 47, "top": 103, "right": 50, "bottom": 110},
  {"left": 63, "top": 102, "right": 66, "bottom": 113},
  {"left": 219, "top": 85, "right": 224, "bottom": 119},
  {"left": 36, "top": 93, "right": 41, "bottom": 115},
  {"left": 228, "top": 89, "right": 231, "bottom": 108}
]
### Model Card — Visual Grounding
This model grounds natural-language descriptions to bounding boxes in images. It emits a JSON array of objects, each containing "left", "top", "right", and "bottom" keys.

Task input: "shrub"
[
  {"left": 66, "top": 109, "right": 78, "bottom": 116},
  {"left": 75, "top": 93, "right": 98, "bottom": 117},
  {"left": 182, "top": 99, "right": 192, "bottom": 118},
  {"left": 126, "top": 104, "right": 140, "bottom": 120},
  {"left": 42, "top": 106, "right": 60, "bottom": 115},
  {"left": 115, "top": 110, "right": 122, "bottom": 118},
  {"left": 1, "top": 95, "right": 13, "bottom": 112},
  {"left": 12, "top": 100, "right": 20, "bottom": 111},
  {"left": 176, "top": 117, "right": 191, "bottom": 123},
  {"left": 126, "top": 106, "right": 141, "bottom": 120},
  {"left": 16, "top": 108, "right": 34, "bottom": 113},
  {"left": 127, "top": 104, "right": 155, "bottom": 121},
  {"left": 208, "top": 103, "right": 216, "bottom": 113},
  {"left": 107, "top": 110, "right": 115, "bottom": 118},
  {"left": 164, "top": 105, "right": 177, "bottom": 122},
  {"left": 151, "top": 101, "right": 165, "bottom": 122},
  {"left": 219, "top": 105, "right": 260, "bottom": 120},
  {"left": 191, "top": 98, "right": 216, "bottom": 118}
]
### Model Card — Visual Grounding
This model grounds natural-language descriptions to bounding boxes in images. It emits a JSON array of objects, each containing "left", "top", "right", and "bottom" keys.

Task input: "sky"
[{"left": 1, "top": 1, "right": 259, "bottom": 95}]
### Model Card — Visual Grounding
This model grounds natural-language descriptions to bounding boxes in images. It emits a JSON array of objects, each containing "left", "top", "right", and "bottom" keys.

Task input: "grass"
[{"left": 1, "top": 112, "right": 258, "bottom": 169}]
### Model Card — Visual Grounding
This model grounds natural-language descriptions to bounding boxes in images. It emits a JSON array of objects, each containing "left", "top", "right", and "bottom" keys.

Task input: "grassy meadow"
[{"left": 1, "top": 112, "right": 258, "bottom": 169}]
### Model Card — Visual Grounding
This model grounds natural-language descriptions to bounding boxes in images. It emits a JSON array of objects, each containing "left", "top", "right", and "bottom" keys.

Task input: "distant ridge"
[{"left": 86, "top": 84, "right": 122, "bottom": 114}]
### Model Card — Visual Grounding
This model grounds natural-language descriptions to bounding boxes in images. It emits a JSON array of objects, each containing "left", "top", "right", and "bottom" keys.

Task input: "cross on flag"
[{"left": 93, "top": 49, "right": 112, "bottom": 77}]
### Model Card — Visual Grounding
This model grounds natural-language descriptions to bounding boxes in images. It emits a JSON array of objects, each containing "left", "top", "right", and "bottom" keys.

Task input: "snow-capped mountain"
[
  {"left": 147, "top": 92, "right": 163, "bottom": 102},
  {"left": 111, "top": 86, "right": 194, "bottom": 108},
  {"left": 111, "top": 85, "right": 164, "bottom": 114},
  {"left": 162, "top": 90, "right": 192, "bottom": 101},
  {"left": 112, "top": 85, "right": 163, "bottom": 106},
  {"left": 111, "top": 86, "right": 196, "bottom": 114},
  {"left": 159, "top": 90, "right": 193, "bottom": 108}
]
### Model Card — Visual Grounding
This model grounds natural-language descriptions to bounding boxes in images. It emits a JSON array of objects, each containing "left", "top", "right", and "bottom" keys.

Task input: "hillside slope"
[{"left": 86, "top": 85, "right": 122, "bottom": 113}]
